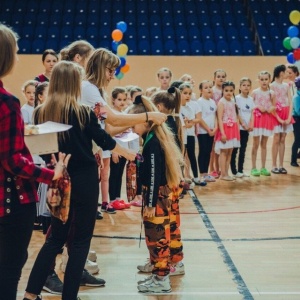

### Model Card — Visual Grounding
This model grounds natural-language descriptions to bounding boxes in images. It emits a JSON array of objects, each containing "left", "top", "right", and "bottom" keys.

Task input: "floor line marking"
[{"left": 189, "top": 189, "right": 254, "bottom": 300}]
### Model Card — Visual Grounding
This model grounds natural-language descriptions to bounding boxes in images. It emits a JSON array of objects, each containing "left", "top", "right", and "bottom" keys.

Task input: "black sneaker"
[
  {"left": 23, "top": 297, "right": 42, "bottom": 300},
  {"left": 43, "top": 271, "right": 63, "bottom": 295},
  {"left": 80, "top": 269, "right": 106, "bottom": 287}
]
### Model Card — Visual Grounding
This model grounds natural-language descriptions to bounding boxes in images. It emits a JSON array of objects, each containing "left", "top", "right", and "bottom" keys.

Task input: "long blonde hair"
[
  {"left": 35, "top": 61, "right": 88, "bottom": 138},
  {"left": 129, "top": 95, "right": 183, "bottom": 188},
  {"left": 85, "top": 48, "right": 120, "bottom": 91}
]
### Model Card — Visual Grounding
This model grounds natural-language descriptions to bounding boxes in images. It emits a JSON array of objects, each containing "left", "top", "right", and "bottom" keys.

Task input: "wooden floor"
[{"left": 18, "top": 134, "right": 300, "bottom": 300}]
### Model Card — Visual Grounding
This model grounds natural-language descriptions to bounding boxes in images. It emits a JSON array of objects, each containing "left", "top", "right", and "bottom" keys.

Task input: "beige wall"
[{"left": 3, "top": 55, "right": 286, "bottom": 105}]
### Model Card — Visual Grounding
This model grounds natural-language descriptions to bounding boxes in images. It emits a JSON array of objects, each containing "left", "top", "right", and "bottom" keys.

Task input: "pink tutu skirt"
[
  {"left": 214, "top": 122, "right": 240, "bottom": 154},
  {"left": 273, "top": 106, "right": 294, "bottom": 134},
  {"left": 252, "top": 109, "right": 276, "bottom": 137}
]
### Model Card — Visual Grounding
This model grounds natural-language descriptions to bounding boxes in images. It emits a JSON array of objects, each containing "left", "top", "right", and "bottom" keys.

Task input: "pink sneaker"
[
  {"left": 210, "top": 171, "right": 219, "bottom": 178},
  {"left": 114, "top": 199, "right": 131, "bottom": 209},
  {"left": 131, "top": 199, "right": 143, "bottom": 207}
]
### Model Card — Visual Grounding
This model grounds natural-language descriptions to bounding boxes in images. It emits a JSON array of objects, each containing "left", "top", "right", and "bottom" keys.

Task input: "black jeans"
[
  {"left": 230, "top": 130, "right": 249, "bottom": 174},
  {"left": 26, "top": 165, "right": 99, "bottom": 300},
  {"left": 291, "top": 116, "right": 300, "bottom": 163},
  {"left": 197, "top": 134, "right": 214, "bottom": 173},
  {"left": 109, "top": 156, "right": 127, "bottom": 200},
  {"left": 185, "top": 136, "right": 198, "bottom": 178},
  {"left": 0, "top": 192, "right": 36, "bottom": 300}
]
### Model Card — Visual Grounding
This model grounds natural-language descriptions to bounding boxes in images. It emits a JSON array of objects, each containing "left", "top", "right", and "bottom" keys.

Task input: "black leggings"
[
  {"left": 230, "top": 130, "right": 249, "bottom": 174},
  {"left": 26, "top": 165, "right": 99, "bottom": 300},
  {"left": 109, "top": 156, "right": 127, "bottom": 200},
  {"left": 197, "top": 134, "right": 214, "bottom": 173},
  {"left": 185, "top": 136, "right": 198, "bottom": 178}
]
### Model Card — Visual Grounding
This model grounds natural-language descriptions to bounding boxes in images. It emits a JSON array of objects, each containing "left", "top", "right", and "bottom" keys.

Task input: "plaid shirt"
[{"left": 0, "top": 81, "right": 54, "bottom": 217}]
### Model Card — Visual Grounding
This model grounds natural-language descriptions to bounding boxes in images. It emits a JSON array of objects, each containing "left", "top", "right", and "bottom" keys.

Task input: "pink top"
[
  {"left": 270, "top": 81, "right": 289, "bottom": 107},
  {"left": 219, "top": 97, "right": 238, "bottom": 124},
  {"left": 212, "top": 86, "right": 222, "bottom": 105},
  {"left": 252, "top": 88, "right": 274, "bottom": 111}
]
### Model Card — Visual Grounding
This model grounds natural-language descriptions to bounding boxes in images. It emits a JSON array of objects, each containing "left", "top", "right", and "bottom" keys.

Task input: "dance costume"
[
  {"left": 270, "top": 81, "right": 294, "bottom": 134},
  {"left": 251, "top": 88, "right": 276, "bottom": 137},
  {"left": 215, "top": 98, "right": 240, "bottom": 154}
]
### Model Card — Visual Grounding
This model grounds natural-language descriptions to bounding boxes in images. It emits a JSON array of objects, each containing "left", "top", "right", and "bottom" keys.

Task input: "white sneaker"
[
  {"left": 170, "top": 261, "right": 185, "bottom": 276},
  {"left": 137, "top": 274, "right": 154, "bottom": 285},
  {"left": 87, "top": 250, "right": 97, "bottom": 262},
  {"left": 137, "top": 260, "right": 153, "bottom": 273},
  {"left": 203, "top": 175, "right": 216, "bottom": 182},
  {"left": 138, "top": 275, "right": 171, "bottom": 293},
  {"left": 235, "top": 172, "right": 244, "bottom": 178},
  {"left": 61, "top": 247, "right": 99, "bottom": 274},
  {"left": 243, "top": 172, "right": 250, "bottom": 177}
]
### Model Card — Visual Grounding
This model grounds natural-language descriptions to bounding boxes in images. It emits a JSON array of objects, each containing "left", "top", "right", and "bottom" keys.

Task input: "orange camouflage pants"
[{"left": 142, "top": 185, "right": 183, "bottom": 276}]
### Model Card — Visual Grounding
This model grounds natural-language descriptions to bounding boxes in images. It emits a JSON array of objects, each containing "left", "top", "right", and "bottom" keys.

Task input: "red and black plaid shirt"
[{"left": 0, "top": 80, "right": 54, "bottom": 217}]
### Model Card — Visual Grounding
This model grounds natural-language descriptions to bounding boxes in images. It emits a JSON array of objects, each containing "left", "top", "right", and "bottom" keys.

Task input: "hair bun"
[
  {"left": 133, "top": 95, "right": 143, "bottom": 105},
  {"left": 168, "top": 87, "right": 175, "bottom": 93}
]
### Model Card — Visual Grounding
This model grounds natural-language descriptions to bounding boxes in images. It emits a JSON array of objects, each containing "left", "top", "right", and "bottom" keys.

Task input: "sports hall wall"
[{"left": 5, "top": 55, "right": 286, "bottom": 104}]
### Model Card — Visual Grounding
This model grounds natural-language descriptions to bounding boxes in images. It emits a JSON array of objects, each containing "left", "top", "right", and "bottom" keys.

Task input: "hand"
[
  {"left": 221, "top": 134, "right": 227, "bottom": 143},
  {"left": 208, "top": 129, "right": 215, "bottom": 137},
  {"left": 123, "top": 149, "right": 136, "bottom": 161},
  {"left": 149, "top": 112, "right": 167, "bottom": 125},
  {"left": 268, "top": 106, "right": 275, "bottom": 113},
  {"left": 52, "top": 152, "right": 71, "bottom": 180},
  {"left": 112, "top": 153, "right": 119, "bottom": 163},
  {"left": 259, "top": 107, "right": 266, "bottom": 113},
  {"left": 143, "top": 206, "right": 155, "bottom": 218},
  {"left": 248, "top": 127, "right": 253, "bottom": 132}
]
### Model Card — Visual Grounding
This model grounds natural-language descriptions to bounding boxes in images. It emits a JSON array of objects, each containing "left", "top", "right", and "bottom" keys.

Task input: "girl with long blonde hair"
[
  {"left": 129, "top": 95, "right": 184, "bottom": 293},
  {"left": 24, "top": 61, "right": 135, "bottom": 300}
]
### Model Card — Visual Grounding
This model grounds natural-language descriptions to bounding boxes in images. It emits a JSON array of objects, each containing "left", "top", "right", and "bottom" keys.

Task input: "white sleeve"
[
  {"left": 80, "top": 82, "right": 107, "bottom": 107},
  {"left": 21, "top": 106, "right": 30, "bottom": 124}
]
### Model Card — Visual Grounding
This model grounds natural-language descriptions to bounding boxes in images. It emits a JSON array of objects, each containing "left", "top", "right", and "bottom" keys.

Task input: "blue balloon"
[
  {"left": 116, "top": 21, "right": 127, "bottom": 33},
  {"left": 287, "top": 52, "right": 295, "bottom": 64},
  {"left": 115, "top": 67, "right": 121, "bottom": 76},
  {"left": 119, "top": 56, "right": 126, "bottom": 67},
  {"left": 112, "top": 41, "right": 120, "bottom": 52},
  {"left": 287, "top": 26, "right": 299, "bottom": 38}
]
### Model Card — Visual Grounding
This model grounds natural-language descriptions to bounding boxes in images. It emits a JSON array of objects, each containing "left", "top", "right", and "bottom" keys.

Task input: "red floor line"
[{"left": 128, "top": 206, "right": 300, "bottom": 215}]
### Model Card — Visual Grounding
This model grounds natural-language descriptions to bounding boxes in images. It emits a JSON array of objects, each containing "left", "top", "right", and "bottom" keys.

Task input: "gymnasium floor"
[{"left": 18, "top": 134, "right": 300, "bottom": 300}]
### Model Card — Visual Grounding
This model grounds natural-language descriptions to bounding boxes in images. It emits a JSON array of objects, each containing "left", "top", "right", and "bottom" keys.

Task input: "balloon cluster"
[
  {"left": 111, "top": 21, "right": 130, "bottom": 80},
  {"left": 283, "top": 10, "right": 300, "bottom": 69}
]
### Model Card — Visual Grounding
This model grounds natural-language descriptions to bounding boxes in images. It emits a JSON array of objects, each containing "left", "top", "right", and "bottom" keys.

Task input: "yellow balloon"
[
  {"left": 289, "top": 10, "right": 300, "bottom": 25},
  {"left": 117, "top": 44, "right": 129, "bottom": 56}
]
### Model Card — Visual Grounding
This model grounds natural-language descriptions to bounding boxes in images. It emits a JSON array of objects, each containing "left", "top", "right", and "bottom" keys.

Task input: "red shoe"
[
  {"left": 114, "top": 199, "right": 131, "bottom": 209},
  {"left": 210, "top": 171, "right": 219, "bottom": 178},
  {"left": 110, "top": 200, "right": 125, "bottom": 210}
]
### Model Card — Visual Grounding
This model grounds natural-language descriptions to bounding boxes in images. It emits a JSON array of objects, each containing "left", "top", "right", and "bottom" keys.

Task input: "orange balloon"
[
  {"left": 121, "top": 63, "right": 130, "bottom": 73},
  {"left": 111, "top": 29, "right": 123, "bottom": 42}
]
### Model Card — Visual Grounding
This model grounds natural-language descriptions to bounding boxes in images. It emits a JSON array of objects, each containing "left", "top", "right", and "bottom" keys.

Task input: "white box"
[{"left": 24, "top": 121, "right": 72, "bottom": 155}]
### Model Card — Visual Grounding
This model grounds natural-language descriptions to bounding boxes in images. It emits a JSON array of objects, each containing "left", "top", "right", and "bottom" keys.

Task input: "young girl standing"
[
  {"left": 157, "top": 67, "right": 172, "bottom": 91},
  {"left": 34, "top": 82, "right": 49, "bottom": 107},
  {"left": 129, "top": 95, "right": 184, "bottom": 293},
  {"left": 230, "top": 78, "right": 255, "bottom": 177},
  {"left": 23, "top": 61, "right": 135, "bottom": 300},
  {"left": 250, "top": 71, "right": 276, "bottom": 177},
  {"left": 21, "top": 80, "right": 37, "bottom": 124},
  {"left": 286, "top": 64, "right": 299, "bottom": 99},
  {"left": 109, "top": 87, "right": 131, "bottom": 207},
  {"left": 179, "top": 82, "right": 205, "bottom": 185},
  {"left": 210, "top": 69, "right": 227, "bottom": 178},
  {"left": 270, "top": 65, "right": 293, "bottom": 174},
  {"left": 215, "top": 81, "right": 240, "bottom": 181},
  {"left": 196, "top": 80, "right": 218, "bottom": 182}
]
